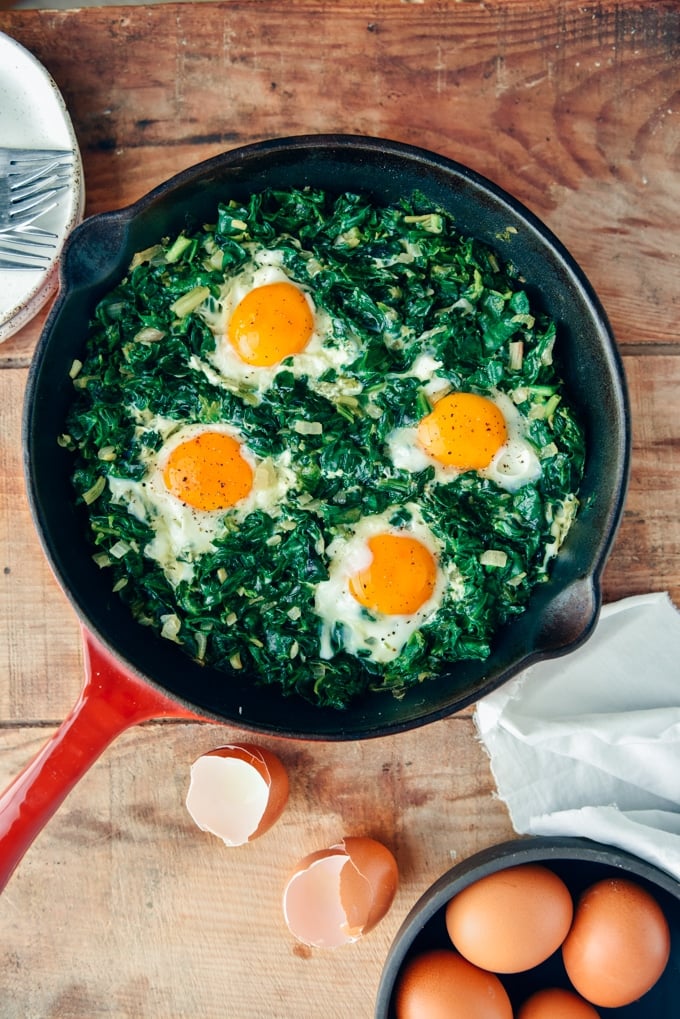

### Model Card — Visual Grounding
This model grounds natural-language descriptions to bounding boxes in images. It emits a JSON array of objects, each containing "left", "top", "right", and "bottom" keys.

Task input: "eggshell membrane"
[
  {"left": 517, "top": 988, "right": 601, "bottom": 1019},
  {"left": 186, "top": 743, "right": 289, "bottom": 846},
  {"left": 395, "top": 948, "right": 513, "bottom": 1019},
  {"left": 561, "top": 877, "right": 671, "bottom": 1008},
  {"left": 282, "top": 836, "right": 398, "bottom": 948},
  {"left": 445, "top": 863, "right": 573, "bottom": 973}
]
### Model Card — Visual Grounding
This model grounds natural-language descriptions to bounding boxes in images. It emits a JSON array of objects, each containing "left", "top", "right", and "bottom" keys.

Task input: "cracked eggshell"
[
  {"left": 186, "top": 743, "right": 289, "bottom": 846},
  {"left": 282, "top": 836, "right": 399, "bottom": 949}
]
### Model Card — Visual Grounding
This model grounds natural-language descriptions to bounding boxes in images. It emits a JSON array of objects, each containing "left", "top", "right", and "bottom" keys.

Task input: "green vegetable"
[{"left": 66, "top": 187, "right": 585, "bottom": 709}]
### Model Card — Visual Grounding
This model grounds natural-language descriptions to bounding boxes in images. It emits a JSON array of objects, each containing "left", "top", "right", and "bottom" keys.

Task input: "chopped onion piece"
[{"left": 480, "top": 549, "right": 508, "bottom": 568}]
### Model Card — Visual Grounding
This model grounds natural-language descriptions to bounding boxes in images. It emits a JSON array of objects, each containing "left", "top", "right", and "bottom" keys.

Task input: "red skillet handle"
[{"left": 0, "top": 629, "right": 202, "bottom": 894}]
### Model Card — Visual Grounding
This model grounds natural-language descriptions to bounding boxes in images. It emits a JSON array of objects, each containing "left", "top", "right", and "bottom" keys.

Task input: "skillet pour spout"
[
  {"left": 5, "top": 135, "right": 630, "bottom": 889},
  {"left": 533, "top": 576, "right": 600, "bottom": 653}
]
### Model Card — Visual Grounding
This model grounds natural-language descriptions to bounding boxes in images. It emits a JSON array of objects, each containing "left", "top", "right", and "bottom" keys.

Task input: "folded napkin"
[{"left": 475, "top": 592, "right": 680, "bottom": 881}]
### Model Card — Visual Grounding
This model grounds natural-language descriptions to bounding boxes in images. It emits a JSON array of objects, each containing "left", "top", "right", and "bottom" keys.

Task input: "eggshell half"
[
  {"left": 282, "top": 836, "right": 398, "bottom": 948},
  {"left": 186, "top": 743, "right": 289, "bottom": 846}
]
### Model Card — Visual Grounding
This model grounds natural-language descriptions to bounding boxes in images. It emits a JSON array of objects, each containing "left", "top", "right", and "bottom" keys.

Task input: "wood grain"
[
  {"left": 0, "top": 0, "right": 679, "bottom": 368},
  {"left": 0, "top": 3, "right": 678, "bottom": 1017}
]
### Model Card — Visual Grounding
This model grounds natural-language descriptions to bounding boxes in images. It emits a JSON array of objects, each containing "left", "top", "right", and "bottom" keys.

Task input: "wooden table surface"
[{"left": 0, "top": 2, "right": 678, "bottom": 1016}]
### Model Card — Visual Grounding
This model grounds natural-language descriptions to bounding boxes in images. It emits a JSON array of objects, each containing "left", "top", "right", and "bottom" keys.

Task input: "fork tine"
[
  {"left": 19, "top": 225, "right": 59, "bottom": 235},
  {"left": 2, "top": 198, "right": 62, "bottom": 232},
  {"left": 0, "top": 256, "right": 50, "bottom": 271},
  {"left": 0, "top": 222, "right": 58, "bottom": 269},
  {"left": 0, "top": 247, "right": 52, "bottom": 263},
  {"left": 6, "top": 148, "right": 73, "bottom": 166},
  {"left": 14, "top": 225, "right": 59, "bottom": 239},
  {"left": 0, "top": 231, "right": 56, "bottom": 252},
  {"left": 9, "top": 183, "right": 70, "bottom": 219},
  {"left": 0, "top": 148, "right": 74, "bottom": 233},
  {"left": 10, "top": 169, "right": 73, "bottom": 199},
  {"left": 9, "top": 162, "right": 73, "bottom": 190},
  {"left": 0, "top": 224, "right": 57, "bottom": 245}
]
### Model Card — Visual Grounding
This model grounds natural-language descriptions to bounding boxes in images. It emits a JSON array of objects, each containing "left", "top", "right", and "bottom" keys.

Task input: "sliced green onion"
[
  {"left": 508, "top": 340, "right": 524, "bottom": 371},
  {"left": 82, "top": 476, "right": 106, "bottom": 505},
  {"left": 129, "top": 244, "right": 163, "bottom": 269},
  {"left": 164, "top": 235, "right": 193, "bottom": 264},
  {"left": 171, "top": 286, "right": 210, "bottom": 319},
  {"left": 403, "top": 212, "right": 444, "bottom": 234}
]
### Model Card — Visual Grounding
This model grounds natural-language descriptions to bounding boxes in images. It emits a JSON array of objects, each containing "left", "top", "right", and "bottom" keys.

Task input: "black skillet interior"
[{"left": 23, "top": 135, "right": 631, "bottom": 739}]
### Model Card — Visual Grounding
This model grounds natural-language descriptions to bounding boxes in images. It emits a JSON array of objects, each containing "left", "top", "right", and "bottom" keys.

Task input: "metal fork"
[
  {"left": 0, "top": 226, "right": 60, "bottom": 271},
  {"left": 0, "top": 147, "right": 74, "bottom": 234}
]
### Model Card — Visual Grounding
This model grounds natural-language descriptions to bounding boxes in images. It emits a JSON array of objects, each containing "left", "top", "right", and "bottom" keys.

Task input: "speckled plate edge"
[{"left": 0, "top": 32, "right": 85, "bottom": 344}]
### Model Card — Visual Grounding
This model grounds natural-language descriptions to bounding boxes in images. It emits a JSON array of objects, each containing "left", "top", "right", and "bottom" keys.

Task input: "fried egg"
[
  {"left": 199, "top": 253, "right": 353, "bottom": 394},
  {"left": 314, "top": 506, "right": 447, "bottom": 663},
  {"left": 387, "top": 389, "right": 542, "bottom": 492},
  {"left": 108, "top": 420, "right": 294, "bottom": 585}
]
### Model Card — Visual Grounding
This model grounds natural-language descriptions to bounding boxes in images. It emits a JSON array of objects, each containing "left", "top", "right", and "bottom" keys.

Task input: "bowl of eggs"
[
  {"left": 23, "top": 133, "right": 629, "bottom": 739},
  {"left": 376, "top": 836, "right": 679, "bottom": 1018}
]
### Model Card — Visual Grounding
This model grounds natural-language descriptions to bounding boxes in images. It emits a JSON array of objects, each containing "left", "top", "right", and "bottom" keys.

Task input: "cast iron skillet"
[{"left": 1, "top": 135, "right": 630, "bottom": 889}]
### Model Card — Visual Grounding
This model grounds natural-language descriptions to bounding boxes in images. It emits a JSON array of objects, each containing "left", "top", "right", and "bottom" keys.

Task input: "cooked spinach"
[{"left": 64, "top": 188, "right": 585, "bottom": 709}]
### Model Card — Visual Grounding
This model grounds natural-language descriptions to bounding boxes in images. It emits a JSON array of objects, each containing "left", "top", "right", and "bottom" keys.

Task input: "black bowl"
[
  {"left": 376, "top": 836, "right": 680, "bottom": 1017},
  {"left": 23, "top": 135, "right": 630, "bottom": 739}
]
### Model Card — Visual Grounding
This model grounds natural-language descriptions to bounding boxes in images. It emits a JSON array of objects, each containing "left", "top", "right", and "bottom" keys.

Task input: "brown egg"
[
  {"left": 517, "top": 987, "right": 600, "bottom": 1018},
  {"left": 282, "top": 836, "right": 398, "bottom": 948},
  {"left": 395, "top": 948, "right": 513, "bottom": 1019},
  {"left": 562, "top": 877, "right": 671, "bottom": 1007},
  {"left": 185, "top": 743, "right": 289, "bottom": 846},
  {"left": 445, "top": 863, "right": 573, "bottom": 972}
]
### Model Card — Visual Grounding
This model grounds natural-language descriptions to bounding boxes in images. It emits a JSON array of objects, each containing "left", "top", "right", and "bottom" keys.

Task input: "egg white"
[
  {"left": 314, "top": 505, "right": 447, "bottom": 664},
  {"left": 108, "top": 419, "right": 295, "bottom": 586},
  {"left": 198, "top": 252, "right": 355, "bottom": 396},
  {"left": 387, "top": 389, "right": 542, "bottom": 492}
]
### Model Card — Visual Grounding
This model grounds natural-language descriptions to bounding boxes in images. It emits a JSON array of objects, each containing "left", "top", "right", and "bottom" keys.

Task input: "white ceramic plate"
[{"left": 0, "top": 32, "right": 85, "bottom": 343}]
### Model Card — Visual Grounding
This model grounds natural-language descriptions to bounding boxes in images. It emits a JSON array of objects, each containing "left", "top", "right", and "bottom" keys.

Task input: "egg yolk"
[
  {"left": 349, "top": 533, "right": 437, "bottom": 616},
  {"left": 227, "top": 281, "right": 314, "bottom": 366},
  {"left": 417, "top": 391, "right": 508, "bottom": 470},
  {"left": 163, "top": 431, "right": 254, "bottom": 511}
]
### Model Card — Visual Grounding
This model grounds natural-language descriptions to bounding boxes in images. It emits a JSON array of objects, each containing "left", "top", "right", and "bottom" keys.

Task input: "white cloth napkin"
[{"left": 474, "top": 592, "right": 680, "bottom": 881}]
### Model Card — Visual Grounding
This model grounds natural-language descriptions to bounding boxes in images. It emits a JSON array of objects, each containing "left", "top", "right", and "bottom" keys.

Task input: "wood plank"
[
  {"left": 0, "top": 370, "right": 82, "bottom": 721},
  {"left": 0, "top": 0, "right": 679, "bottom": 367},
  {"left": 604, "top": 354, "right": 680, "bottom": 604}
]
